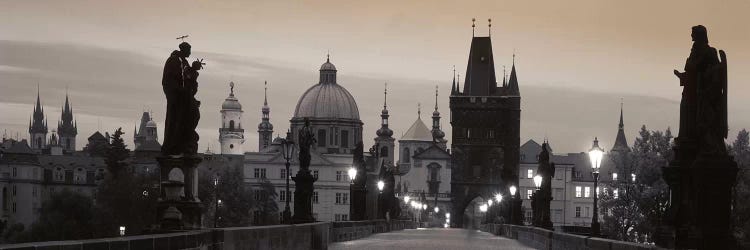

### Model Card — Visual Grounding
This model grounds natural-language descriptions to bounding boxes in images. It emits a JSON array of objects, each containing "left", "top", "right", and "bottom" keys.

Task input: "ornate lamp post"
[
  {"left": 280, "top": 131, "right": 295, "bottom": 224},
  {"left": 348, "top": 167, "right": 357, "bottom": 220},
  {"left": 532, "top": 175, "right": 542, "bottom": 226},
  {"left": 213, "top": 176, "right": 220, "bottom": 228},
  {"left": 509, "top": 185, "right": 522, "bottom": 225},
  {"left": 377, "top": 180, "right": 385, "bottom": 219},
  {"left": 588, "top": 137, "right": 604, "bottom": 237}
]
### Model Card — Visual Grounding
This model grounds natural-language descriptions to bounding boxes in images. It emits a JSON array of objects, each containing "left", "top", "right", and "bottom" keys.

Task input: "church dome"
[
  {"left": 293, "top": 58, "right": 359, "bottom": 120},
  {"left": 222, "top": 82, "right": 242, "bottom": 110},
  {"left": 146, "top": 120, "right": 157, "bottom": 128}
]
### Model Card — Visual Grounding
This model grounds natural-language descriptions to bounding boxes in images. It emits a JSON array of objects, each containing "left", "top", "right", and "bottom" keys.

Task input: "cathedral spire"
[{"left": 612, "top": 100, "right": 630, "bottom": 152}]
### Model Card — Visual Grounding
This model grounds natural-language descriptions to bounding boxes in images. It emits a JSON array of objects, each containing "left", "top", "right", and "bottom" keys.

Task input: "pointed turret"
[
  {"left": 29, "top": 86, "right": 48, "bottom": 150},
  {"left": 258, "top": 81, "right": 274, "bottom": 151},
  {"left": 374, "top": 83, "right": 395, "bottom": 163},
  {"left": 611, "top": 101, "right": 630, "bottom": 152},
  {"left": 506, "top": 57, "right": 520, "bottom": 96},
  {"left": 450, "top": 66, "right": 457, "bottom": 95},
  {"left": 58, "top": 92, "right": 77, "bottom": 152}
]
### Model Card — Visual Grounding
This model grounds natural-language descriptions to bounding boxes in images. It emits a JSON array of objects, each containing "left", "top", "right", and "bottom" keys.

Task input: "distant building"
[
  {"left": 220, "top": 82, "right": 245, "bottom": 155},
  {"left": 518, "top": 104, "right": 626, "bottom": 230}
]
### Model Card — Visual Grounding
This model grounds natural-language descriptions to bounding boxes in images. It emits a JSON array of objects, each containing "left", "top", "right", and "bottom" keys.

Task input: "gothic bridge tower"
[{"left": 450, "top": 19, "right": 521, "bottom": 228}]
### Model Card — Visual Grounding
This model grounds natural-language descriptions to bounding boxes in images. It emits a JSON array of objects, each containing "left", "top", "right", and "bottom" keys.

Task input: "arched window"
[
  {"left": 229, "top": 120, "right": 235, "bottom": 130},
  {"left": 402, "top": 148, "right": 410, "bottom": 163}
]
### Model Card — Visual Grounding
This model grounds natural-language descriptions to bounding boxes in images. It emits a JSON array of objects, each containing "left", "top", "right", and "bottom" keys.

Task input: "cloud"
[{"left": 1, "top": 40, "right": 748, "bottom": 154}]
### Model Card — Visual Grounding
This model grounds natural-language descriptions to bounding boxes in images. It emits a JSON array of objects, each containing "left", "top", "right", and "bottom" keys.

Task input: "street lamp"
[
  {"left": 487, "top": 199, "right": 493, "bottom": 207},
  {"left": 533, "top": 175, "right": 543, "bottom": 190},
  {"left": 348, "top": 167, "right": 357, "bottom": 183},
  {"left": 588, "top": 137, "right": 604, "bottom": 237},
  {"left": 404, "top": 195, "right": 411, "bottom": 203},
  {"left": 119, "top": 226, "right": 125, "bottom": 237},
  {"left": 509, "top": 185, "right": 518, "bottom": 225},
  {"left": 434, "top": 206, "right": 439, "bottom": 213},
  {"left": 377, "top": 180, "right": 385, "bottom": 193},
  {"left": 479, "top": 204, "right": 488, "bottom": 212},
  {"left": 213, "top": 176, "right": 220, "bottom": 228},
  {"left": 281, "top": 131, "right": 296, "bottom": 224},
  {"left": 495, "top": 193, "right": 503, "bottom": 203}
]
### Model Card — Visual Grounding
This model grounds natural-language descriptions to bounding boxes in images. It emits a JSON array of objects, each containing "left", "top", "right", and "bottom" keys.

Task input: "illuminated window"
[
  {"left": 614, "top": 189, "right": 619, "bottom": 199},
  {"left": 612, "top": 173, "right": 618, "bottom": 181},
  {"left": 527, "top": 189, "right": 532, "bottom": 199},
  {"left": 527, "top": 169, "right": 533, "bottom": 179},
  {"left": 575, "top": 186, "right": 582, "bottom": 198},
  {"left": 584, "top": 187, "right": 591, "bottom": 198}
]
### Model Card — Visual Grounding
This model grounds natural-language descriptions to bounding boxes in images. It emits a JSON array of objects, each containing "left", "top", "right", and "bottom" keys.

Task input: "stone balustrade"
[
  {"left": 0, "top": 220, "right": 418, "bottom": 250},
  {"left": 480, "top": 223, "right": 661, "bottom": 250}
]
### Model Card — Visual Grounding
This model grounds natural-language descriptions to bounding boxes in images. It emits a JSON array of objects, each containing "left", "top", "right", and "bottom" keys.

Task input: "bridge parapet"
[
  {"left": 480, "top": 223, "right": 660, "bottom": 250},
  {"left": 0, "top": 222, "right": 330, "bottom": 250},
  {"left": 330, "top": 220, "right": 418, "bottom": 242}
]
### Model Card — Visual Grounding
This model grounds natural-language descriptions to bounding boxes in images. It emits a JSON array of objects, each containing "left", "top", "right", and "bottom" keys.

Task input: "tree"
[
  {"left": 105, "top": 128, "right": 129, "bottom": 179},
  {"left": 21, "top": 190, "right": 96, "bottom": 242},
  {"left": 253, "top": 178, "right": 279, "bottom": 225},
  {"left": 92, "top": 127, "right": 157, "bottom": 237},
  {"left": 730, "top": 129, "right": 750, "bottom": 247},
  {"left": 601, "top": 125, "right": 671, "bottom": 243},
  {"left": 215, "top": 165, "right": 254, "bottom": 227},
  {"left": 198, "top": 160, "right": 255, "bottom": 228}
]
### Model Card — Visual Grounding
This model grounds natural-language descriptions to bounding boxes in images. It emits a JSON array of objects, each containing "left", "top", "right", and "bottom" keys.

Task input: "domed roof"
[
  {"left": 222, "top": 82, "right": 242, "bottom": 111},
  {"left": 294, "top": 83, "right": 359, "bottom": 120},
  {"left": 293, "top": 58, "right": 359, "bottom": 120},
  {"left": 146, "top": 120, "right": 157, "bottom": 128}
]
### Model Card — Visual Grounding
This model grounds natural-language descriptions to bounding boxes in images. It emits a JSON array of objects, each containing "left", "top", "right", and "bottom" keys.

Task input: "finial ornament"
[
  {"left": 230, "top": 81, "right": 235, "bottom": 95},
  {"left": 472, "top": 18, "right": 476, "bottom": 37},
  {"left": 327, "top": 50, "right": 330, "bottom": 62},
  {"left": 488, "top": 18, "right": 492, "bottom": 36},
  {"left": 434, "top": 85, "right": 439, "bottom": 111},
  {"left": 418, "top": 103, "right": 422, "bottom": 118}
]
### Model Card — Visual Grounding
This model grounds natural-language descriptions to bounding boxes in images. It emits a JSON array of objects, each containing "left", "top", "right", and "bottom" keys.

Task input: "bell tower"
[
  {"left": 257, "top": 81, "right": 273, "bottom": 151},
  {"left": 29, "top": 86, "right": 48, "bottom": 151},
  {"left": 220, "top": 82, "right": 245, "bottom": 155}
]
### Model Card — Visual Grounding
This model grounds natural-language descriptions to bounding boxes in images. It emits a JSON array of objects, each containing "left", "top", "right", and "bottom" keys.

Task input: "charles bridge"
[{"left": 0, "top": 221, "right": 660, "bottom": 250}]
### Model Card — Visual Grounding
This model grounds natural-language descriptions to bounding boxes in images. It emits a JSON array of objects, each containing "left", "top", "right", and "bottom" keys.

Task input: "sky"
[{"left": 1, "top": 0, "right": 749, "bottom": 154}]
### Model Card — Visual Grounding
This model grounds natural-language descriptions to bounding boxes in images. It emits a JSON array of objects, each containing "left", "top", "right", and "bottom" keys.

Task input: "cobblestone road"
[{"left": 329, "top": 228, "right": 533, "bottom": 250}]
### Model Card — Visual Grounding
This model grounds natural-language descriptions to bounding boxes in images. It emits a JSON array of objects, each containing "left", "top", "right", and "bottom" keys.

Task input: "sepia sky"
[{"left": 1, "top": 0, "right": 749, "bottom": 153}]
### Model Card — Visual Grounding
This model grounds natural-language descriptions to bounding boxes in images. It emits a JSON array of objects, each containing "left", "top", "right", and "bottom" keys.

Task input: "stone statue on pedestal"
[{"left": 293, "top": 118, "right": 317, "bottom": 223}]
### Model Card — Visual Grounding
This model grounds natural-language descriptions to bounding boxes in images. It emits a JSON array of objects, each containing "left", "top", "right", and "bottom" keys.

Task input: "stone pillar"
[
  {"left": 156, "top": 156, "right": 202, "bottom": 230},
  {"left": 691, "top": 154, "right": 737, "bottom": 248}
]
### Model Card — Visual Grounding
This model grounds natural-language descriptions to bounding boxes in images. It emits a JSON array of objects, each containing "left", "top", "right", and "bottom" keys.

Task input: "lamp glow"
[
  {"left": 487, "top": 199, "right": 493, "bottom": 206},
  {"left": 479, "top": 204, "right": 488, "bottom": 212},
  {"left": 377, "top": 180, "right": 385, "bottom": 192},
  {"left": 446, "top": 213, "right": 450, "bottom": 218},
  {"left": 533, "top": 175, "right": 542, "bottom": 189},
  {"left": 495, "top": 193, "right": 503, "bottom": 203},
  {"left": 434, "top": 207, "right": 439, "bottom": 213},
  {"left": 510, "top": 185, "right": 517, "bottom": 196},
  {"left": 119, "top": 226, "right": 126, "bottom": 236},
  {"left": 348, "top": 167, "right": 357, "bottom": 182},
  {"left": 404, "top": 195, "right": 411, "bottom": 203},
  {"left": 422, "top": 204, "right": 427, "bottom": 210},
  {"left": 588, "top": 137, "right": 604, "bottom": 173}
]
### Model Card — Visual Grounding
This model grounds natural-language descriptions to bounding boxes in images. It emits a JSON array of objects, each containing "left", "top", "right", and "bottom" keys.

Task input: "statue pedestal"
[
  {"left": 690, "top": 154, "right": 737, "bottom": 249},
  {"left": 350, "top": 184, "right": 368, "bottom": 221},
  {"left": 156, "top": 156, "right": 203, "bottom": 230},
  {"left": 292, "top": 170, "right": 317, "bottom": 224}
]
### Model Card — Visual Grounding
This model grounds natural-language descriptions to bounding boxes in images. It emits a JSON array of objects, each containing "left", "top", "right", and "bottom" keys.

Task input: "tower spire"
[
  {"left": 384, "top": 82, "right": 388, "bottom": 109},
  {"left": 451, "top": 65, "right": 456, "bottom": 94},
  {"left": 434, "top": 85, "right": 439, "bottom": 112},
  {"left": 619, "top": 99, "right": 624, "bottom": 129},
  {"left": 264, "top": 81, "right": 268, "bottom": 106},
  {"left": 612, "top": 99, "right": 629, "bottom": 152}
]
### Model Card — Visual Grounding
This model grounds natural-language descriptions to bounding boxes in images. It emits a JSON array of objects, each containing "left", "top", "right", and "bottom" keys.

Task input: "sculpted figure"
[
  {"left": 298, "top": 118, "right": 316, "bottom": 170},
  {"left": 161, "top": 42, "right": 191, "bottom": 155},
  {"left": 182, "top": 59, "right": 204, "bottom": 155},
  {"left": 673, "top": 25, "right": 728, "bottom": 154}
]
